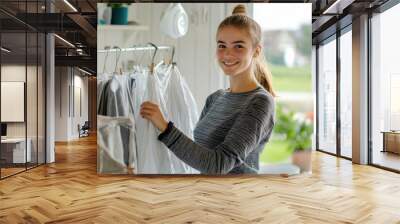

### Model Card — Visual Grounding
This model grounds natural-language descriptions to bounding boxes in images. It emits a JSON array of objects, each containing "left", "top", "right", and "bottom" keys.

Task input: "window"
[
  {"left": 0, "top": 1, "right": 47, "bottom": 179},
  {"left": 340, "top": 29, "right": 352, "bottom": 158},
  {"left": 317, "top": 37, "right": 337, "bottom": 154},
  {"left": 253, "top": 4, "right": 313, "bottom": 168},
  {"left": 371, "top": 3, "right": 400, "bottom": 171}
]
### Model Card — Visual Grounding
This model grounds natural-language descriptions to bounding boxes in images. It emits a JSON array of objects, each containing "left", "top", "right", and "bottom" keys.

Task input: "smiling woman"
[{"left": 140, "top": 4, "right": 276, "bottom": 174}]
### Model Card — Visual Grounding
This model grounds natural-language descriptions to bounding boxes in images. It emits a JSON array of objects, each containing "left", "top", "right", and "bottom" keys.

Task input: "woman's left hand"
[{"left": 140, "top": 101, "right": 168, "bottom": 132}]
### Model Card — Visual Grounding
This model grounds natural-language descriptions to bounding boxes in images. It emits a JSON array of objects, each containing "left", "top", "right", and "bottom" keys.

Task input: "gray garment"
[
  {"left": 98, "top": 75, "right": 135, "bottom": 117},
  {"left": 97, "top": 75, "right": 136, "bottom": 166},
  {"left": 159, "top": 86, "right": 275, "bottom": 174},
  {"left": 97, "top": 73, "right": 112, "bottom": 112}
]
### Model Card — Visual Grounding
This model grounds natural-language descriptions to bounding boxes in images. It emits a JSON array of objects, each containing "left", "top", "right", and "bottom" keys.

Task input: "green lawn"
[
  {"left": 259, "top": 65, "right": 311, "bottom": 164},
  {"left": 270, "top": 65, "right": 311, "bottom": 92},
  {"left": 260, "top": 138, "right": 293, "bottom": 164}
]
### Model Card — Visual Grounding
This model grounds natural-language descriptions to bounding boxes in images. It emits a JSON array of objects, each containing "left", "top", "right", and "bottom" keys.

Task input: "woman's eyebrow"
[{"left": 217, "top": 40, "right": 245, "bottom": 44}]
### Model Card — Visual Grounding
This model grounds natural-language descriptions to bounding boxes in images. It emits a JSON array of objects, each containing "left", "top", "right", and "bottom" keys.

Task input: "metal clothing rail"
[
  {"left": 97, "top": 45, "right": 172, "bottom": 53},
  {"left": 98, "top": 44, "right": 175, "bottom": 74}
]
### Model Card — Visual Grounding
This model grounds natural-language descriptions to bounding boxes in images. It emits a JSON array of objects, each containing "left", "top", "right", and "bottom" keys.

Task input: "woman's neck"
[{"left": 229, "top": 71, "right": 259, "bottom": 93}]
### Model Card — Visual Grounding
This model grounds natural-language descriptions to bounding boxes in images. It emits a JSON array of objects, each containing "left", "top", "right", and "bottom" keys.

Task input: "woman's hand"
[{"left": 140, "top": 101, "right": 168, "bottom": 132}]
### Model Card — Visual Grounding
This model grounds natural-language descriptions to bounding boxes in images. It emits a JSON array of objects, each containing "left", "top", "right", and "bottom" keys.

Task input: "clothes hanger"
[
  {"left": 102, "top": 46, "right": 111, "bottom": 74},
  {"left": 113, "top": 46, "right": 122, "bottom": 75},
  {"left": 147, "top": 42, "right": 158, "bottom": 74},
  {"left": 160, "top": 45, "right": 175, "bottom": 66},
  {"left": 170, "top": 46, "right": 176, "bottom": 66}
]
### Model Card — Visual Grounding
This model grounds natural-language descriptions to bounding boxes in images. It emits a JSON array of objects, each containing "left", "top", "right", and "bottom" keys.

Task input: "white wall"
[
  {"left": 1, "top": 64, "right": 46, "bottom": 164},
  {"left": 1, "top": 66, "right": 26, "bottom": 132},
  {"left": 55, "top": 67, "right": 89, "bottom": 141},
  {"left": 55, "top": 66, "right": 68, "bottom": 141},
  {"left": 97, "top": 3, "right": 247, "bottom": 109},
  {"left": 73, "top": 73, "right": 89, "bottom": 138},
  {"left": 1, "top": 65, "right": 31, "bottom": 138}
]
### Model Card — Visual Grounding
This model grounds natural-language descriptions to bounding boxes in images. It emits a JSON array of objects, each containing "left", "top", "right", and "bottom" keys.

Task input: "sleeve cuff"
[
  {"left": 158, "top": 122, "right": 183, "bottom": 148},
  {"left": 158, "top": 121, "right": 174, "bottom": 141}
]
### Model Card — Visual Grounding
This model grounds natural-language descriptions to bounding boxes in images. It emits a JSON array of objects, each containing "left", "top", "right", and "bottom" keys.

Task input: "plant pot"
[
  {"left": 292, "top": 149, "right": 312, "bottom": 173},
  {"left": 111, "top": 7, "right": 128, "bottom": 25}
]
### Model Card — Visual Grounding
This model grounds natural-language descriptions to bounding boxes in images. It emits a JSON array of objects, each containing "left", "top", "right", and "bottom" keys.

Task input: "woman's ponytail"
[{"left": 254, "top": 52, "right": 276, "bottom": 97}]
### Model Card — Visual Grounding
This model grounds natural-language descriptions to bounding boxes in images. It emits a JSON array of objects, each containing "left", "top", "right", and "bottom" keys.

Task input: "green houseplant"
[
  {"left": 274, "top": 104, "right": 313, "bottom": 172},
  {"left": 107, "top": 3, "right": 131, "bottom": 25}
]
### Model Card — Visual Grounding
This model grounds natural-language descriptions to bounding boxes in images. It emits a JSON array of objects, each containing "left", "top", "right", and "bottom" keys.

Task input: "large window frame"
[
  {"left": 314, "top": 0, "right": 400, "bottom": 173},
  {"left": 368, "top": 1, "right": 400, "bottom": 173},
  {"left": 339, "top": 25, "right": 353, "bottom": 159},
  {"left": 316, "top": 34, "right": 337, "bottom": 156},
  {"left": 315, "top": 25, "right": 352, "bottom": 160},
  {"left": 0, "top": 1, "right": 47, "bottom": 180}
]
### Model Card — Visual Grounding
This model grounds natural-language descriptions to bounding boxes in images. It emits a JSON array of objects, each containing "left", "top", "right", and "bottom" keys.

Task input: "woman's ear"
[{"left": 253, "top": 45, "right": 261, "bottom": 58}]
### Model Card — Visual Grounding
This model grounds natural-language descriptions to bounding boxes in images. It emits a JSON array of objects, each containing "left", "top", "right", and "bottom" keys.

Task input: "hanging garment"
[
  {"left": 135, "top": 69, "right": 173, "bottom": 174},
  {"left": 98, "top": 75, "right": 135, "bottom": 117},
  {"left": 168, "top": 65, "right": 199, "bottom": 136},
  {"left": 97, "top": 75, "right": 137, "bottom": 170},
  {"left": 97, "top": 115, "right": 136, "bottom": 174},
  {"left": 97, "top": 73, "right": 112, "bottom": 112},
  {"left": 97, "top": 62, "right": 200, "bottom": 174},
  {"left": 129, "top": 64, "right": 200, "bottom": 174},
  {"left": 155, "top": 64, "right": 172, "bottom": 94},
  {"left": 162, "top": 64, "right": 200, "bottom": 173},
  {"left": 130, "top": 70, "right": 148, "bottom": 116}
]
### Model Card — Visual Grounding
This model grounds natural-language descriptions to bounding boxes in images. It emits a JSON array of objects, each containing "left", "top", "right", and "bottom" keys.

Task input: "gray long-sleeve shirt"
[
  {"left": 158, "top": 86, "right": 275, "bottom": 174},
  {"left": 98, "top": 76, "right": 136, "bottom": 166}
]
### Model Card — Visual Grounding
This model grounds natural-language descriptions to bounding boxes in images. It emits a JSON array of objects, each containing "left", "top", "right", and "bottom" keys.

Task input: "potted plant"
[
  {"left": 274, "top": 104, "right": 313, "bottom": 173},
  {"left": 107, "top": 3, "right": 131, "bottom": 25}
]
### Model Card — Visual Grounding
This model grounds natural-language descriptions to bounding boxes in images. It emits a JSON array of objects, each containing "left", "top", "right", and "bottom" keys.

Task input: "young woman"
[{"left": 140, "top": 5, "right": 275, "bottom": 174}]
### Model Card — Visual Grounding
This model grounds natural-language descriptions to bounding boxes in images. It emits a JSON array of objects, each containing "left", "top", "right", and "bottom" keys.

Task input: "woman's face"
[{"left": 216, "top": 26, "right": 258, "bottom": 77}]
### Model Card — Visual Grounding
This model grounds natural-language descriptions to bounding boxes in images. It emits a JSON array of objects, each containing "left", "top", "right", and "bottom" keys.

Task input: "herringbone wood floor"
[{"left": 1, "top": 135, "right": 400, "bottom": 223}]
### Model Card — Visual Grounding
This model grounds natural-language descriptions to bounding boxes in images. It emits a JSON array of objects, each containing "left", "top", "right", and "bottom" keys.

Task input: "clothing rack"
[
  {"left": 98, "top": 44, "right": 175, "bottom": 73},
  {"left": 97, "top": 45, "right": 172, "bottom": 53}
]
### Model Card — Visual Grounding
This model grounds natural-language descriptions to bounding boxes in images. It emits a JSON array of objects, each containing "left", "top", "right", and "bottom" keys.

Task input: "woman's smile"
[{"left": 222, "top": 60, "right": 240, "bottom": 68}]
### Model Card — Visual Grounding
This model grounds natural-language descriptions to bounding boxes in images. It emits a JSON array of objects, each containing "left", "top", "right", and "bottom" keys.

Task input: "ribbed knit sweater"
[{"left": 158, "top": 86, "right": 275, "bottom": 174}]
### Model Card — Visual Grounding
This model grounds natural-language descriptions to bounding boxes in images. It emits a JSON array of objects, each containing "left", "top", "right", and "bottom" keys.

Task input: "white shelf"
[{"left": 98, "top": 25, "right": 149, "bottom": 32}]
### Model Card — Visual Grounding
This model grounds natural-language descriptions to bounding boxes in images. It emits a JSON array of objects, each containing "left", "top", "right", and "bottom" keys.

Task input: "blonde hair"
[{"left": 217, "top": 4, "right": 275, "bottom": 97}]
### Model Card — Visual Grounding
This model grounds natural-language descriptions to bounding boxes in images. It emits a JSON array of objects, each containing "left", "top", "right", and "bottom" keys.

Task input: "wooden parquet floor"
[
  {"left": 1, "top": 167, "right": 26, "bottom": 178},
  {"left": 1, "top": 135, "right": 400, "bottom": 223}
]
